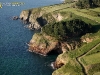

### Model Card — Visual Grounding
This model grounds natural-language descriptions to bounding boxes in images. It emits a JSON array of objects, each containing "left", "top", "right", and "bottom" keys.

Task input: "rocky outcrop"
[
  {"left": 20, "top": 6, "right": 65, "bottom": 30},
  {"left": 81, "top": 33, "right": 94, "bottom": 43},
  {"left": 12, "top": 16, "right": 19, "bottom": 20},
  {"left": 28, "top": 33, "right": 61, "bottom": 56},
  {"left": 20, "top": 10, "right": 30, "bottom": 24},
  {"left": 51, "top": 53, "right": 69, "bottom": 69},
  {"left": 51, "top": 39, "right": 81, "bottom": 69},
  {"left": 28, "top": 33, "right": 81, "bottom": 56}
]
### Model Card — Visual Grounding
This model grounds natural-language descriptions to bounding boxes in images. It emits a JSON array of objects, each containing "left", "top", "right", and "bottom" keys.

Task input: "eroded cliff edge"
[
  {"left": 19, "top": 3, "right": 75, "bottom": 30},
  {"left": 20, "top": 7, "right": 61, "bottom": 30},
  {"left": 28, "top": 33, "right": 81, "bottom": 56}
]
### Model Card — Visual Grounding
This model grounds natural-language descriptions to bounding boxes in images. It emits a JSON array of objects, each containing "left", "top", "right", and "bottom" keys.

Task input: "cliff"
[
  {"left": 28, "top": 33, "right": 60, "bottom": 56},
  {"left": 28, "top": 33, "right": 81, "bottom": 56},
  {"left": 20, "top": 3, "right": 75, "bottom": 30}
]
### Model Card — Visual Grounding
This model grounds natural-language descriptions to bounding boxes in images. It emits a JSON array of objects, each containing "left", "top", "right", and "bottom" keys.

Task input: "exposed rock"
[
  {"left": 12, "top": 16, "right": 19, "bottom": 20},
  {"left": 25, "top": 23, "right": 41, "bottom": 30},
  {"left": 61, "top": 39, "right": 81, "bottom": 52},
  {"left": 20, "top": 10, "right": 30, "bottom": 21},
  {"left": 51, "top": 39, "right": 81, "bottom": 69},
  {"left": 52, "top": 13, "right": 63, "bottom": 22},
  {"left": 82, "top": 38, "right": 93, "bottom": 43},
  {"left": 28, "top": 33, "right": 81, "bottom": 56},
  {"left": 28, "top": 33, "right": 62, "bottom": 56},
  {"left": 20, "top": 7, "right": 64, "bottom": 30},
  {"left": 81, "top": 33, "right": 94, "bottom": 43},
  {"left": 51, "top": 53, "right": 69, "bottom": 69}
]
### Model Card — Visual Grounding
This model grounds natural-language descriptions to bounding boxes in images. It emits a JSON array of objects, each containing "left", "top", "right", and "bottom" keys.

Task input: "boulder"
[{"left": 12, "top": 16, "right": 19, "bottom": 20}]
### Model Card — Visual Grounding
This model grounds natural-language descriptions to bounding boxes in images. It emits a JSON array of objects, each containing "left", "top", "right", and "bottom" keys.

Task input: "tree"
[
  {"left": 42, "top": 19, "right": 92, "bottom": 40},
  {"left": 76, "top": 0, "right": 100, "bottom": 8}
]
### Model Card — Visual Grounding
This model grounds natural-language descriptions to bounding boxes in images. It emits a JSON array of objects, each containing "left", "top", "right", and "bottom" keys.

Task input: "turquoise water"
[{"left": 0, "top": 0, "right": 62, "bottom": 75}]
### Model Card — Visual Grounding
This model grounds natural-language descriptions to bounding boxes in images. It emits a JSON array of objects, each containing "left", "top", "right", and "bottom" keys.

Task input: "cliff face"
[
  {"left": 20, "top": 8, "right": 64, "bottom": 30},
  {"left": 19, "top": 3, "right": 73, "bottom": 30},
  {"left": 28, "top": 33, "right": 81, "bottom": 56},
  {"left": 20, "top": 10, "right": 30, "bottom": 24},
  {"left": 20, "top": 9, "right": 42, "bottom": 29},
  {"left": 28, "top": 33, "right": 61, "bottom": 56}
]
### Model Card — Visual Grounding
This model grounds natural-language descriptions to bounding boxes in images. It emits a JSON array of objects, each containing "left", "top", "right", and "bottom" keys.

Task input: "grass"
[
  {"left": 86, "top": 44, "right": 100, "bottom": 55},
  {"left": 79, "top": 9, "right": 100, "bottom": 17},
  {"left": 60, "top": 8, "right": 100, "bottom": 23},
  {"left": 53, "top": 59, "right": 84, "bottom": 75},
  {"left": 41, "top": 3, "right": 75, "bottom": 13},
  {"left": 50, "top": 7, "right": 100, "bottom": 26},
  {"left": 68, "top": 38, "right": 100, "bottom": 58},
  {"left": 89, "top": 7, "right": 100, "bottom": 12},
  {"left": 81, "top": 52, "right": 100, "bottom": 65},
  {"left": 28, "top": 3, "right": 75, "bottom": 14},
  {"left": 87, "top": 63, "right": 100, "bottom": 75}
]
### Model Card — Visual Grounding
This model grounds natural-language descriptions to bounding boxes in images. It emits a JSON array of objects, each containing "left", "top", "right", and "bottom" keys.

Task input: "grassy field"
[
  {"left": 68, "top": 38, "right": 100, "bottom": 58},
  {"left": 86, "top": 43, "right": 100, "bottom": 55},
  {"left": 89, "top": 7, "right": 100, "bottom": 12},
  {"left": 27, "top": 3, "right": 75, "bottom": 14},
  {"left": 81, "top": 52, "right": 100, "bottom": 65},
  {"left": 87, "top": 63, "right": 100, "bottom": 75},
  {"left": 59, "top": 8, "right": 100, "bottom": 23}
]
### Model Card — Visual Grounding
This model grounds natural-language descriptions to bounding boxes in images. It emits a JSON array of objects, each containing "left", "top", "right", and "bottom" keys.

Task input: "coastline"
[{"left": 19, "top": 0, "right": 100, "bottom": 75}]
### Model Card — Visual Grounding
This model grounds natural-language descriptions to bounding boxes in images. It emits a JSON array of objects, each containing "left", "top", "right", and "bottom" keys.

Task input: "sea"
[{"left": 0, "top": 0, "right": 62, "bottom": 75}]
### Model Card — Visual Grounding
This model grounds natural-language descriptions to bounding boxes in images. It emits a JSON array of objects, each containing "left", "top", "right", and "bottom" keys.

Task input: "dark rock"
[{"left": 12, "top": 16, "right": 19, "bottom": 20}]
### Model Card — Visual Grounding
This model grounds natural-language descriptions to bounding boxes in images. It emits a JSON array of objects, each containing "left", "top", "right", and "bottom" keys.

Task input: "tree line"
[
  {"left": 76, "top": 0, "right": 100, "bottom": 8},
  {"left": 42, "top": 19, "right": 92, "bottom": 40}
]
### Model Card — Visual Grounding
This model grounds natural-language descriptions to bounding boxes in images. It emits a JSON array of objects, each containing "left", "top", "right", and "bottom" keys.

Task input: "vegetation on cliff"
[{"left": 42, "top": 19, "right": 92, "bottom": 40}]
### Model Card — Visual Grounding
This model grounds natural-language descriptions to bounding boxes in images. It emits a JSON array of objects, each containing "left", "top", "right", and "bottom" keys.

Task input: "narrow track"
[{"left": 76, "top": 42, "right": 100, "bottom": 75}]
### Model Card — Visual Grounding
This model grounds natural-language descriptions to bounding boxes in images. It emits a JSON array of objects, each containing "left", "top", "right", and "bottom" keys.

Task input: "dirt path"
[{"left": 76, "top": 42, "right": 100, "bottom": 75}]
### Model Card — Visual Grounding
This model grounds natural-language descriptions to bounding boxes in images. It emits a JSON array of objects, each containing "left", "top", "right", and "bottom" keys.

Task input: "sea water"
[{"left": 0, "top": 0, "right": 62, "bottom": 75}]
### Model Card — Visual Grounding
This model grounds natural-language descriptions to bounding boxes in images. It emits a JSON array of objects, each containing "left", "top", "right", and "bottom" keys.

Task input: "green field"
[
  {"left": 68, "top": 38, "right": 100, "bottom": 58},
  {"left": 86, "top": 43, "right": 100, "bottom": 56},
  {"left": 59, "top": 8, "right": 100, "bottom": 23},
  {"left": 81, "top": 52, "right": 100, "bottom": 65}
]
